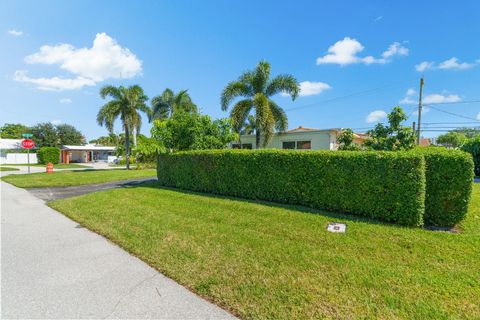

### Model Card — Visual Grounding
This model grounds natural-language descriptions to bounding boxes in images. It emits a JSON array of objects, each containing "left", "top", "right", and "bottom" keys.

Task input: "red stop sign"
[{"left": 22, "top": 139, "right": 35, "bottom": 149}]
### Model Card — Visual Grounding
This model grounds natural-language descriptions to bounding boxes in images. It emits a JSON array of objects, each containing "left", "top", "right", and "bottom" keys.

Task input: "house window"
[
  {"left": 232, "top": 143, "right": 253, "bottom": 149},
  {"left": 296, "top": 141, "right": 311, "bottom": 150},
  {"left": 282, "top": 141, "right": 296, "bottom": 149}
]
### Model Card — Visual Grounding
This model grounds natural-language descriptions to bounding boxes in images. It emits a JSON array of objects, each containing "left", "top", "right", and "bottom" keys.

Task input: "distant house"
[
  {"left": 232, "top": 126, "right": 368, "bottom": 150},
  {"left": 60, "top": 144, "right": 116, "bottom": 163}
]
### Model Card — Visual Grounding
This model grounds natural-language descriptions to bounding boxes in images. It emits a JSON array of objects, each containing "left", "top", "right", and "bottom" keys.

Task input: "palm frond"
[
  {"left": 268, "top": 100, "right": 288, "bottom": 132},
  {"left": 230, "top": 99, "right": 253, "bottom": 132},
  {"left": 221, "top": 81, "right": 252, "bottom": 111},
  {"left": 252, "top": 60, "right": 271, "bottom": 94},
  {"left": 100, "top": 85, "right": 123, "bottom": 100},
  {"left": 254, "top": 93, "right": 275, "bottom": 146},
  {"left": 266, "top": 74, "right": 299, "bottom": 99}
]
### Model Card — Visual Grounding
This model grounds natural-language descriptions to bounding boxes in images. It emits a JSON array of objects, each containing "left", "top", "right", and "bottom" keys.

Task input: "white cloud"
[
  {"left": 298, "top": 81, "right": 331, "bottom": 96},
  {"left": 8, "top": 29, "right": 23, "bottom": 36},
  {"left": 438, "top": 57, "right": 475, "bottom": 70},
  {"left": 281, "top": 81, "right": 331, "bottom": 97},
  {"left": 476, "top": 113, "right": 480, "bottom": 121},
  {"left": 399, "top": 88, "right": 417, "bottom": 104},
  {"left": 366, "top": 110, "right": 387, "bottom": 123},
  {"left": 415, "top": 61, "right": 434, "bottom": 72},
  {"left": 415, "top": 57, "right": 477, "bottom": 72},
  {"left": 51, "top": 119, "right": 62, "bottom": 125},
  {"left": 382, "top": 42, "right": 409, "bottom": 59},
  {"left": 316, "top": 37, "right": 408, "bottom": 66},
  {"left": 59, "top": 98, "right": 72, "bottom": 104},
  {"left": 373, "top": 16, "right": 383, "bottom": 22},
  {"left": 399, "top": 88, "right": 461, "bottom": 105},
  {"left": 15, "top": 33, "right": 142, "bottom": 91},
  {"left": 423, "top": 93, "right": 461, "bottom": 104},
  {"left": 14, "top": 70, "right": 96, "bottom": 91}
]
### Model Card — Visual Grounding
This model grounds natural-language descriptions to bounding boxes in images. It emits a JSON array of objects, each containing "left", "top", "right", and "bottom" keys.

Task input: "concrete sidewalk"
[{"left": 1, "top": 181, "right": 235, "bottom": 319}]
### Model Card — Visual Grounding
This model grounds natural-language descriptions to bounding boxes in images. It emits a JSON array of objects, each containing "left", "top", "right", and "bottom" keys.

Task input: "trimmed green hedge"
[
  {"left": 37, "top": 147, "right": 60, "bottom": 164},
  {"left": 158, "top": 150, "right": 426, "bottom": 226},
  {"left": 411, "top": 147, "right": 474, "bottom": 226}
]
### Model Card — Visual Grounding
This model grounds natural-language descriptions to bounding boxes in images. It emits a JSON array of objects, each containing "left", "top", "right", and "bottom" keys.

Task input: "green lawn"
[
  {"left": 1, "top": 169, "right": 156, "bottom": 188},
  {"left": 0, "top": 167, "right": 19, "bottom": 171},
  {"left": 48, "top": 182, "right": 480, "bottom": 319},
  {"left": 0, "top": 163, "right": 88, "bottom": 169}
]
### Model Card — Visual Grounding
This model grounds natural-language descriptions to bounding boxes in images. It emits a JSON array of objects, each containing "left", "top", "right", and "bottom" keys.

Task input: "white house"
[
  {"left": 232, "top": 126, "right": 368, "bottom": 150},
  {"left": 60, "top": 144, "right": 116, "bottom": 163}
]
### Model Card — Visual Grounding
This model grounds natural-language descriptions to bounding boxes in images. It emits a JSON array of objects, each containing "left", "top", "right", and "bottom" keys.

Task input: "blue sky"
[{"left": 1, "top": 0, "right": 480, "bottom": 140}]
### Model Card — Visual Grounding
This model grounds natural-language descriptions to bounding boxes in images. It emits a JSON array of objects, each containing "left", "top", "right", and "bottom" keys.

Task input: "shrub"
[
  {"left": 158, "top": 150, "right": 426, "bottom": 226},
  {"left": 37, "top": 147, "right": 60, "bottom": 164},
  {"left": 118, "top": 158, "right": 136, "bottom": 165},
  {"left": 461, "top": 137, "right": 480, "bottom": 176},
  {"left": 412, "top": 147, "right": 474, "bottom": 227}
]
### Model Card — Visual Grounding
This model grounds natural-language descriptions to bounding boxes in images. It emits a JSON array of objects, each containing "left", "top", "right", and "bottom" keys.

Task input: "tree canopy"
[
  {"left": 436, "top": 131, "right": 467, "bottom": 149},
  {"left": 221, "top": 60, "right": 299, "bottom": 148},
  {"left": 0, "top": 123, "right": 30, "bottom": 139},
  {"left": 151, "top": 111, "right": 237, "bottom": 152},
  {"left": 150, "top": 88, "right": 197, "bottom": 121},
  {"left": 364, "top": 106, "right": 416, "bottom": 151}
]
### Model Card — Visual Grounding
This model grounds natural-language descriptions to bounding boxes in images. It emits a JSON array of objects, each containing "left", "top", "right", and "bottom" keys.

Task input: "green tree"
[
  {"left": 221, "top": 60, "right": 299, "bottom": 148},
  {"left": 0, "top": 123, "right": 30, "bottom": 139},
  {"left": 132, "top": 134, "right": 165, "bottom": 163},
  {"left": 436, "top": 131, "right": 467, "bottom": 148},
  {"left": 150, "top": 89, "right": 197, "bottom": 121},
  {"left": 364, "top": 106, "right": 416, "bottom": 151},
  {"left": 151, "top": 111, "right": 236, "bottom": 152},
  {"left": 452, "top": 127, "right": 480, "bottom": 139},
  {"left": 31, "top": 122, "right": 59, "bottom": 148},
  {"left": 337, "top": 128, "right": 360, "bottom": 150},
  {"left": 89, "top": 133, "right": 120, "bottom": 146},
  {"left": 56, "top": 124, "right": 85, "bottom": 145},
  {"left": 97, "top": 85, "right": 150, "bottom": 169}
]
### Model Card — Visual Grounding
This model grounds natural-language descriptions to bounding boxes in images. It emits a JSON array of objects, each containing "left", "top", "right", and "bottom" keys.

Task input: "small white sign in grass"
[{"left": 327, "top": 222, "right": 346, "bottom": 233}]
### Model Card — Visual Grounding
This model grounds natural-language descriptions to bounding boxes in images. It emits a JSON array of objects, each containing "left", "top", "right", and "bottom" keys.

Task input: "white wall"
[
  {"left": 0, "top": 153, "right": 38, "bottom": 164},
  {"left": 237, "top": 131, "right": 334, "bottom": 150}
]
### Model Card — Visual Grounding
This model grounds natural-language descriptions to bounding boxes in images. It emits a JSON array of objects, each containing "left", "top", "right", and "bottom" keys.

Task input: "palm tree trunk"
[
  {"left": 125, "top": 125, "right": 130, "bottom": 170},
  {"left": 132, "top": 126, "right": 137, "bottom": 146},
  {"left": 255, "top": 129, "right": 261, "bottom": 149}
]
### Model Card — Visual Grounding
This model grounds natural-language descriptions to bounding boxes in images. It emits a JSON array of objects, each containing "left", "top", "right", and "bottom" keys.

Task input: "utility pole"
[
  {"left": 412, "top": 121, "right": 416, "bottom": 134},
  {"left": 416, "top": 77, "right": 424, "bottom": 145}
]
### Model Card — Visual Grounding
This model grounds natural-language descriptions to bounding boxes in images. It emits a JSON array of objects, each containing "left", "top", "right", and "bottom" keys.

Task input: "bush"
[
  {"left": 461, "top": 137, "right": 480, "bottom": 176},
  {"left": 118, "top": 158, "right": 136, "bottom": 165},
  {"left": 37, "top": 147, "right": 60, "bottom": 164},
  {"left": 412, "top": 147, "right": 474, "bottom": 227},
  {"left": 158, "top": 150, "right": 426, "bottom": 226}
]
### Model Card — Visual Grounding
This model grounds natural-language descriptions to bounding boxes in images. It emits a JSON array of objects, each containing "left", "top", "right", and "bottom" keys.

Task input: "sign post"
[{"left": 21, "top": 134, "right": 34, "bottom": 173}]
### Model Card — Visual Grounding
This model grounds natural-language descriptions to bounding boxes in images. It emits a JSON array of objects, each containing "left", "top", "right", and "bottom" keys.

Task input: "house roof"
[
  {"left": 61, "top": 144, "right": 115, "bottom": 151},
  {"left": 0, "top": 138, "right": 23, "bottom": 149},
  {"left": 286, "top": 126, "right": 320, "bottom": 133}
]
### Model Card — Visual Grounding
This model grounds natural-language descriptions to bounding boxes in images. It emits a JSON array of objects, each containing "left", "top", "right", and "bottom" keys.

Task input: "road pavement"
[{"left": 1, "top": 181, "right": 235, "bottom": 319}]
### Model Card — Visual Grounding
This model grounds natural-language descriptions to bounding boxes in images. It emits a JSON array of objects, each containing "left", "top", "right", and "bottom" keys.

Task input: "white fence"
[{"left": 0, "top": 153, "right": 38, "bottom": 165}]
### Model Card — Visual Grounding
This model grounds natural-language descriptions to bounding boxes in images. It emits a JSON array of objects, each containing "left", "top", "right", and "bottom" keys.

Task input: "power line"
[
  {"left": 285, "top": 81, "right": 407, "bottom": 112},
  {"left": 423, "top": 100, "right": 480, "bottom": 106},
  {"left": 428, "top": 105, "right": 480, "bottom": 121}
]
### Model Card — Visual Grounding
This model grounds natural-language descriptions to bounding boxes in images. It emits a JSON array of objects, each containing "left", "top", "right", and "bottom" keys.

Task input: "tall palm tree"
[
  {"left": 150, "top": 88, "right": 197, "bottom": 121},
  {"left": 221, "top": 60, "right": 299, "bottom": 148},
  {"left": 97, "top": 85, "right": 149, "bottom": 169}
]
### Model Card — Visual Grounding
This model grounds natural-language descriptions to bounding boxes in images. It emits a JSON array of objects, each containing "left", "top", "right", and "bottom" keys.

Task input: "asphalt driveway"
[{"left": 27, "top": 177, "right": 157, "bottom": 201}]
